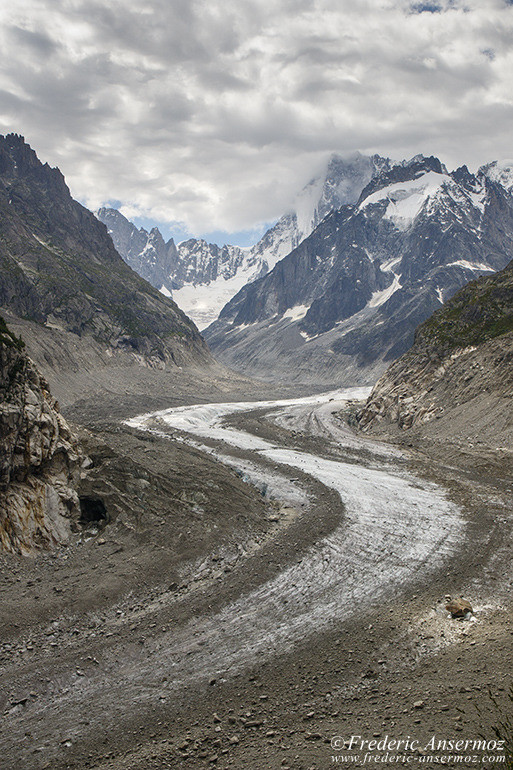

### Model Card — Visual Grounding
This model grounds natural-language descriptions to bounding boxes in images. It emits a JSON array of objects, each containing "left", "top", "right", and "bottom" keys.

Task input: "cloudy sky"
[{"left": 1, "top": 0, "right": 512, "bottom": 244}]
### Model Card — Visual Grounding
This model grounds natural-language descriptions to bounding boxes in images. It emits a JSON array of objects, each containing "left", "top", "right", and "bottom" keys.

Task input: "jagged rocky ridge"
[
  {"left": 204, "top": 156, "right": 513, "bottom": 386},
  {"left": 357, "top": 259, "right": 513, "bottom": 444},
  {"left": 97, "top": 153, "right": 394, "bottom": 328},
  {"left": 0, "top": 134, "right": 210, "bottom": 368},
  {"left": 95, "top": 207, "right": 180, "bottom": 295},
  {"left": 0, "top": 317, "right": 81, "bottom": 554}
]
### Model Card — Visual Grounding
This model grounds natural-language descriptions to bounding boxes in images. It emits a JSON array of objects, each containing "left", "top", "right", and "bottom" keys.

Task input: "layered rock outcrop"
[{"left": 0, "top": 317, "right": 81, "bottom": 554}]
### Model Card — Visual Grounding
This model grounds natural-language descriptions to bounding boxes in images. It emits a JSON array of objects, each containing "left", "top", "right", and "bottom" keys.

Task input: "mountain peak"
[
  {"left": 451, "top": 165, "right": 480, "bottom": 191},
  {"left": 480, "top": 159, "right": 513, "bottom": 193},
  {"left": 0, "top": 138, "right": 208, "bottom": 366},
  {"left": 205, "top": 149, "right": 513, "bottom": 385},
  {"left": 403, "top": 154, "right": 447, "bottom": 174},
  {"left": 0, "top": 133, "right": 68, "bottom": 194},
  {"left": 357, "top": 155, "right": 447, "bottom": 206}
]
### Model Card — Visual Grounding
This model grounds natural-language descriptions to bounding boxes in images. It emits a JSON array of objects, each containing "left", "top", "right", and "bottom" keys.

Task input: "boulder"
[{"left": 445, "top": 598, "right": 473, "bottom": 618}]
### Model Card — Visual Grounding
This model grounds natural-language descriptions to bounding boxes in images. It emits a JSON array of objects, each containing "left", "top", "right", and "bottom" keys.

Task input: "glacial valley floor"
[{"left": 0, "top": 387, "right": 512, "bottom": 770}]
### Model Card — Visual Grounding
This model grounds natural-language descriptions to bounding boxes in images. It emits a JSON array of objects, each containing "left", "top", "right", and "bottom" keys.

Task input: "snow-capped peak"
[
  {"left": 360, "top": 170, "right": 451, "bottom": 229},
  {"left": 98, "top": 151, "right": 507, "bottom": 332},
  {"left": 293, "top": 152, "right": 394, "bottom": 240},
  {"left": 480, "top": 159, "right": 513, "bottom": 193},
  {"left": 359, "top": 164, "right": 487, "bottom": 231}
]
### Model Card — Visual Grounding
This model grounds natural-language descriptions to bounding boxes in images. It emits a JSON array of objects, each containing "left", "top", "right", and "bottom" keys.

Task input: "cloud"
[{"left": 0, "top": 0, "right": 512, "bottom": 238}]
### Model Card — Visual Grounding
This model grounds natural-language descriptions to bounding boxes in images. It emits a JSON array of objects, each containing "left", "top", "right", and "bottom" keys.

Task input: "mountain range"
[
  {"left": 204, "top": 155, "right": 513, "bottom": 385},
  {"left": 97, "top": 152, "right": 394, "bottom": 329},
  {"left": 4, "top": 132, "right": 512, "bottom": 400}
]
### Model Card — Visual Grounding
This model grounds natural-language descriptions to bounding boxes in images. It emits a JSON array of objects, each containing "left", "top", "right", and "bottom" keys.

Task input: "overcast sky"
[{"left": 1, "top": 0, "right": 512, "bottom": 244}]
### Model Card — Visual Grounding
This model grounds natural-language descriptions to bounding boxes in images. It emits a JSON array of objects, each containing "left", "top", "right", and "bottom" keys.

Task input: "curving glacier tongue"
[{"left": 126, "top": 389, "right": 464, "bottom": 684}]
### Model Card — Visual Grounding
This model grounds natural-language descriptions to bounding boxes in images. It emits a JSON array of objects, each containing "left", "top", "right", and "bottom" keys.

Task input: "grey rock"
[
  {"left": 0, "top": 317, "right": 81, "bottom": 554},
  {"left": 0, "top": 133, "right": 210, "bottom": 369},
  {"left": 205, "top": 156, "right": 513, "bottom": 385}
]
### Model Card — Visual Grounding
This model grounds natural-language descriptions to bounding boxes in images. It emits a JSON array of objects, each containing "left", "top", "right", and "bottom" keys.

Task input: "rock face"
[
  {"left": 97, "top": 152, "right": 393, "bottom": 328},
  {"left": 96, "top": 207, "right": 180, "bottom": 294},
  {"left": 0, "top": 317, "right": 81, "bottom": 554},
  {"left": 204, "top": 156, "right": 513, "bottom": 385},
  {"left": 0, "top": 134, "right": 210, "bottom": 368},
  {"left": 357, "top": 259, "right": 513, "bottom": 445}
]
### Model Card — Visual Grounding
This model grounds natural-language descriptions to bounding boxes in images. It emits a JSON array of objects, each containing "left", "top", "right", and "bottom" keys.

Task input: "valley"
[
  {"left": 2, "top": 0, "right": 513, "bottom": 763},
  {"left": 1, "top": 387, "right": 512, "bottom": 769},
  {"left": 1, "top": 134, "right": 512, "bottom": 769}
]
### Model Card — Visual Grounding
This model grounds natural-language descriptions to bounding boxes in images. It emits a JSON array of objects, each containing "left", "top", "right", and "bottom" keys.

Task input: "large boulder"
[{"left": 445, "top": 598, "right": 473, "bottom": 618}]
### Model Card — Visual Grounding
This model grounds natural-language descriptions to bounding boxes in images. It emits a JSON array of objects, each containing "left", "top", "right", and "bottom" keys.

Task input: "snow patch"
[
  {"left": 448, "top": 260, "right": 495, "bottom": 272},
  {"left": 381, "top": 256, "right": 401, "bottom": 272},
  {"left": 282, "top": 304, "right": 310, "bottom": 322},
  {"left": 360, "top": 171, "right": 450, "bottom": 230},
  {"left": 229, "top": 322, "right": 253, "bottom": 332},
  {"left": 467, "top": 188, "right": 486, "bottom": 214},
  {"left": 368, "top": 273, "right": 402, "bottom": 308},
  {"left": 159, "top": 285, "right": 172, "bottom": 298},
  {"left": 299, "top": 330, "right": 319, "bottom": 342},
  {"left": 172, "top": 263, "right": 259, "bottom": 329}
]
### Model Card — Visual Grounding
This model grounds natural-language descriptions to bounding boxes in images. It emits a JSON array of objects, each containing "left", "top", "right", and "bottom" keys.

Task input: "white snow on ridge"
[
  {"left": 481, "top": 159, "right": 513, "bottom": 193},
  {"left": 368, "top": 273, "right": 402, "bottom": 308},
  {"left": 361, "top": 170, "right": 488, "bottom": 231},
  {"left": 360, "top": 171, "right": 451, "bottom": 230},
  {"left": 448, "top": 260, "right": 495, "bottom": 272}
]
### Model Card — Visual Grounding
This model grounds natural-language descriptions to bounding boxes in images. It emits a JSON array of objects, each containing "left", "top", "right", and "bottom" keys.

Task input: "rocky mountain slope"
[
  {"left": 356, "top": 258, "right": 513, "bottom": 448},
  {"left": 95, "top": 207, "right": 180, "bottom": 295},
  {"left": 0, "top": 316, "right": 81, "bottom": 554},
  {"left": 0, "top": 134, "right": 210, "bottom": 370},
  {"left": 204, "top": 156, "right": 513, "bottom": 386},
  {"left": 97, "top": 152, "right": 393, "bottom": 328}
]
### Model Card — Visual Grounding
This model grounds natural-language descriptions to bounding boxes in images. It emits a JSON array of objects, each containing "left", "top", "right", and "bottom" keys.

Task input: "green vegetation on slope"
[{"left": 417, "top": 262, "right": 513, "bottom": 352}]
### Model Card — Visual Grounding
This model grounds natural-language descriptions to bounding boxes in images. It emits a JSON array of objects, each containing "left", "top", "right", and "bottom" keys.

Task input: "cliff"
[{"left": 0, "top": 317, "right": 81, "bottom": 554}]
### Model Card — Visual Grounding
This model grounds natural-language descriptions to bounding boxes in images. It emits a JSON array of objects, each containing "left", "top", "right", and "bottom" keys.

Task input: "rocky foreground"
[
  {"left": 0, "top": 390, "right": 512, "bottom": 769},
  {"left": 0, "top": 316, "right": 81, "bottom": 554}
]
